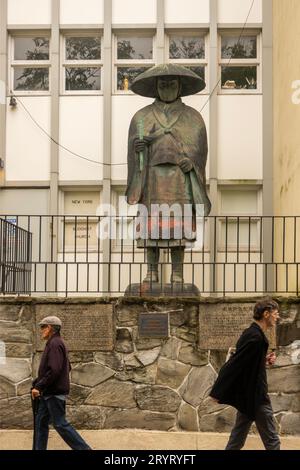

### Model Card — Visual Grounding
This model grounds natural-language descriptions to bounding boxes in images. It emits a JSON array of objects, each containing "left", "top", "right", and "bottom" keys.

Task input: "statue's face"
[{"left": 157, "top": 77, "right": 180, "bottom": 103}]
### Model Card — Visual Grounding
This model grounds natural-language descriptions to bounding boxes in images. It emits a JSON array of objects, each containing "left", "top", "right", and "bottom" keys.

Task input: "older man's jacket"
[
  {"left": 209, "top": 323, "right": 269, "bottom": 420},
  {"left": 33, "top": 333, "right": 71, "bottom": 396}
]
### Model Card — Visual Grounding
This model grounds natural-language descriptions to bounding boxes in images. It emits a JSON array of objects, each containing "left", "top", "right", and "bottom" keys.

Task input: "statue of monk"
[{"left": 126, "top": 64, "right": 211, "bottom": 285}]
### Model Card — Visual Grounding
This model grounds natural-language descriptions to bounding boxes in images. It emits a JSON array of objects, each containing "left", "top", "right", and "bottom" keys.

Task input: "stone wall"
[{"left": 0, "top": 297, "right": 299, "bottom": 434}]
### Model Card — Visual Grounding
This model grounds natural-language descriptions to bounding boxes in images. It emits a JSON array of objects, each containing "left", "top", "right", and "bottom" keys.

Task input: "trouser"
[
  {"left": 226, "top": 402, "right": 280, "bottom": 450},
  {"left": 34, "top": 396, "right": 91, "bottom": 450}
]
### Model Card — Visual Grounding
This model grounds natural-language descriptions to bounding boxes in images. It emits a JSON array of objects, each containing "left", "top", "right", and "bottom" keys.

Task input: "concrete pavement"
[{"left": 0, "top": 430, "right": 299, "bottom": 450}]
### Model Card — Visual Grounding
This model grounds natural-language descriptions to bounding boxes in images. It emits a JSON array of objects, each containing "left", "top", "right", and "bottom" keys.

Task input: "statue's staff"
[{"left": 138, "top": 119, "right": 144, "bottom": 172}]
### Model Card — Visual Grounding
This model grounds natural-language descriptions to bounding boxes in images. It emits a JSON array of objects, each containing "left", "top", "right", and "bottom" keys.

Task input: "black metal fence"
[
  {"left": 0, "top": 215, "right": 299, "bottom": 296},
  {"left": 0, "top": 218, "right": 32, "bottom": 294}
]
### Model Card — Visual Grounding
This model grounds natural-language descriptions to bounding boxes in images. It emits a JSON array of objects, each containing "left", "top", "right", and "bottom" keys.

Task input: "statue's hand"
[
  {"left": 179, "top": 158, "right": 193, "bottom": 173},
  {"left": 134, "top": 137, "right": 152, "bottom": 153}
]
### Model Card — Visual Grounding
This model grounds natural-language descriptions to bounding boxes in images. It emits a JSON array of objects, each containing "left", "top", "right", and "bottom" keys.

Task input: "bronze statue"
[{"left": 126, "top": 64, "right": 211, "bottom": 286}]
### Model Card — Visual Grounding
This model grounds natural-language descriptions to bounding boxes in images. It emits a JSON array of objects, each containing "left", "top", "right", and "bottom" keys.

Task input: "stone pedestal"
[{"left": 125, "top": 283, "right": 200, "bottom": 297}]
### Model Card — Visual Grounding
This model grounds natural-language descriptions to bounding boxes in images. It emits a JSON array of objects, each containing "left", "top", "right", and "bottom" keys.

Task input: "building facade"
[{"left": 0, "top": 0, "right": 273, "bottom": 295}]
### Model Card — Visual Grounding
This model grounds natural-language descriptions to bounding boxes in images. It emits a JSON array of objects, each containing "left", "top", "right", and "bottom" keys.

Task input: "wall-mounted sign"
[
  {"left": 64, "top": 192, "right": 100, "bottom": 250},
  {"left": 138, "top": 312, "right": 169, "bottom": 338}
]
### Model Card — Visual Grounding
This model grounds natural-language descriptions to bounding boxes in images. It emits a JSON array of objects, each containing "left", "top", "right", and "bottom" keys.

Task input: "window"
[
  {"left": 167, "top": 32, "right": 208, "bottom": 87},
  {"left": 10, "top": 35, "right": 50, "bottom": 93},
  {"left": 219, "top": 189, "right": 262, "bottom": 252},
  {"left": 62, "top": 33, "right": 102, "bottom": 93},
  {"left": 219, "top": 31, "right": 261, "bottom": 92},
  {"left": 114, "top": 33, "right": 155, "bottom": 93}
]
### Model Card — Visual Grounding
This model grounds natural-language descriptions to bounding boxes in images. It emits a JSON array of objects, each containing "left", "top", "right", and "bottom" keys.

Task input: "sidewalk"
[{"left": 0, "top": 430, "right": 299, "bottom": 450}]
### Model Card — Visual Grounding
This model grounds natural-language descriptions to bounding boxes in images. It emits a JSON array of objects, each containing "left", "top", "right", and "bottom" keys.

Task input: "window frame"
[
  {"left": 113, "top": 31, "right": 156, "bottom": 95},
  {"left": 9, "top": 31, "right": 51, "bottom": 96},
  {"left": 218, "top": 29, "right": 262, "bottom": 95},
  {"left": 165, "top": 29, "right": 209, "bottom": 94},
  {"left": 61, "top": 31, "right": 103, "bottom": 96}
]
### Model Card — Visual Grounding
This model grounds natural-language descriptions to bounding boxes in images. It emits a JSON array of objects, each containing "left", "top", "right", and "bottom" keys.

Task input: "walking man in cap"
[{"left": 31, "top": 316, "right": 91, "bottom": 450}]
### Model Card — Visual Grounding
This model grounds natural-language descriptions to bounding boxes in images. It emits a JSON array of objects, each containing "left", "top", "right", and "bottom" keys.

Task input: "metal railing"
[
  {"left": 0, "top": 215, "right": 299, "bottom": 296},
  {"left": 0, "top": 218, "right": 32, "bottom": 294}
]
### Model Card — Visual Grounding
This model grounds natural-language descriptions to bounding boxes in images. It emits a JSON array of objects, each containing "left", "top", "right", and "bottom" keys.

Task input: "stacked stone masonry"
[{"left": 0, "top": 297, "right": 299, "bottom": 434}]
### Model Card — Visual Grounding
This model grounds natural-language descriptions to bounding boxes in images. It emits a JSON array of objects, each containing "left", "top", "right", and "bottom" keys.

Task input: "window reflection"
[
  {"left": 14, "top": 67, "right": 49, "bottom": 90},
  {"left": 66, "top": 37, "right": 101, "bottom": 61},
  {"left": 65, "top": 67, "right": 101, "bottom": 90},
  {"left": 117, "top": 37, "right": 153, "bottom": 60},
  {"left": 221, "top": 36, "right": 257, "bottom": 59},
  {"left": 221, "top": 66, "right": 257, "bottom": 89},
  {"left": 169, "top": 36, "right": 205, "bottom": 60},
  {"left": 117, "top": 67, "right": 150, "bottom": 91},
  {"left": 14, "top": 37, "right": 49, "bottom": 61}
]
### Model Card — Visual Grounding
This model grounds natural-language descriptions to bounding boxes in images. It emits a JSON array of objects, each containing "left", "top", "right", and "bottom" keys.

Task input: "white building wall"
[
  {"left": 218, "top": 0, "right": 262, "bottom": 24},
  {"left": 165, "top": 0, "right": 210, "bottom": 24},
  {"left": 112, "top": 0, "right": 157, "bottom": 24},
  {"left": 217, "top": 95, "right": 262, "bottom": 180},
  {"left": 7, "top": 0, "right": 51, "bottom": 25},
  {"left": 60, "top": 0, "right": 104, "bottom": 25},
  {"left": 6, "top": 97, "right": 51, "bottom": 181},
  {"left": 59, "top": 97, "right": 103, "bottom": 181}
]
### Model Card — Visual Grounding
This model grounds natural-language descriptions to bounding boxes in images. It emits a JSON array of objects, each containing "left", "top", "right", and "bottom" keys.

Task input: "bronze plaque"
[
  {"left": 138, "top": 313, "right": 169, "bottom": 338},
  {"left": 35, "top": 304, "right": 114, "bottom": 351},
  {"left": 199, "top": 303, "right": 276, "bottom": 350}
]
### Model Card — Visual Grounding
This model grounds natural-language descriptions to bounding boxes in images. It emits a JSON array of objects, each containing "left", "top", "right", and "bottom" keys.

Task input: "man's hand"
[
  {"left": 266, "top": 352, "right": 276, "bottom": 366},
  {"left": 134, "top": 137, "right": 152, "bottom": 153},
  {"left": 31, "top": 388, "right": 41, "bottom": 399},
  {"left": 179, "top": 158, "right": 193, "bottom": 173}
]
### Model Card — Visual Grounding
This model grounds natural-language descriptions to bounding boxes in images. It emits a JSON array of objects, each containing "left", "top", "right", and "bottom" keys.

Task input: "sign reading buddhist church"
[
  {"left": 64, "top": 191, "right": 100, "bottom": 250},
  {"left": 199, "top": 303, "right": 276, "bottom": 350},
  {"left": 36, "top": 304, "right": 114, "bottom": 351}
]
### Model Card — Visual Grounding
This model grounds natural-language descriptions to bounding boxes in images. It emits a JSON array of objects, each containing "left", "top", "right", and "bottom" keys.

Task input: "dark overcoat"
[{"left": 209, "top": 323, "right": 269, "bottom": 420}]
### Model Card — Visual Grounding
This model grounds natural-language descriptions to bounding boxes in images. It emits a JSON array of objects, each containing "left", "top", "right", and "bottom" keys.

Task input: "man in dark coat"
[
  {"left": 31, "top": 316, "right": 91, "bottom": 450},
  {"left": 126, "top": 64, "right": 211, "bottom": 284},
  {"left": 210, "top": 299, "right": 281, "bottom": 450}
]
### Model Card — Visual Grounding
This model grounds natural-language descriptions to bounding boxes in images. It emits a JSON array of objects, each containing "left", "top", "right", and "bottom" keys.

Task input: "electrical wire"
[{"left": 11, "top": 0, "right": 255, "bottom": 166}]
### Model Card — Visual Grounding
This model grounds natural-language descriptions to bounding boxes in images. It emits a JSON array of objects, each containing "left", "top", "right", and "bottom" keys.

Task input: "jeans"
[
  {"left": 34, "top": 396, "right": 91, "bottom": 450},
  {"left": 226, "top": 402, "right": 281, "bottom": 450}
]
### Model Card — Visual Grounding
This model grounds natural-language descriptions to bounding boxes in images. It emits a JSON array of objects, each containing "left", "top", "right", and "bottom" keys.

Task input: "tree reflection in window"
[
  {"left": 117, "top": 37, "right": 153, "bottom": 60},
  {"left": 66, "top": 37, "right": 101, "bottom": 60},
  {"left": 169, "top": 37, "right": 205, "bottom": 60},
  {"left": 14, "top": 67, "right": 49, "bottom": 90},
  {"left": 221, "top": 36, "right": 257, "bottom": 59},
  {"left": 66, "top": 68, "right": 101, "bottom": 90},
  {"left": 14, "top": 37, "right": 49, "bottom": 60},
  {"left": 14, "top": 37, "right": 50, "bottom": 90},
  {"left": 117, "top": 67, "right": 150, "bottom": 91}
]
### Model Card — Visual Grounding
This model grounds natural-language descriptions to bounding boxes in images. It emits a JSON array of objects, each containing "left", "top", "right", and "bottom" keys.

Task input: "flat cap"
[{"left": 39, "top": 316, "right": 62, "bottom": 327}]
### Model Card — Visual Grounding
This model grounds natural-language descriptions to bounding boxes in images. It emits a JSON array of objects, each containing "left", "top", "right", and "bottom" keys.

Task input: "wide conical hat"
[{"left": 130, "top": 63, "right": 205, "bottom": 98}]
